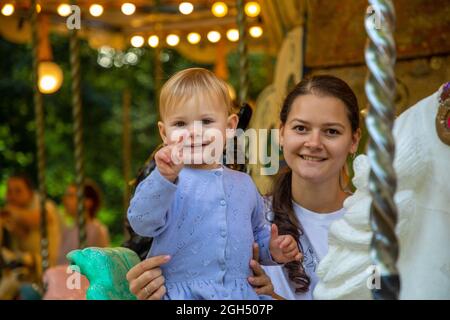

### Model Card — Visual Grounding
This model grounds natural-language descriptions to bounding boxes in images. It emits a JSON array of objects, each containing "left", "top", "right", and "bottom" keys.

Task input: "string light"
[
  {"left": 211, "top": 2, "right": 228, "bottom": 18},
  {"left": 245, "top": 2, "right": 261, "bottom": 17},
  {"left": 179, "top": 2, "right": 194, "bottom": 15},
  {"left": 166, "top": 34, "right": 180, "bottom": 47},
  {"left": 249, "top": 26, "right": 263, "bottom": 38},
  {"left": 1, "top": 3, "right": 15, "bottom": 16},
  {"left": 57, "top": 4, "right": 72, "bottom": 17},
  {"left": 130, "top": 35, "right": 145, "bottom": 48},
  {"left": 89, "top": 4, "right": 104, "bottom": 17},
  {"left": 148, "top": 35, "right": 159, "bottom": 48},
  {"left": 121, "top": 3, "right": 136, "bottom": 15},
  {"left": 207, "top": 31, "right": 221, "bottom": 43},
  {"left": 187, "top": 32, "right": 201, "bottom": 44},
  {"left": 226, "top": 29, "right": 239, "bottom": 42}
]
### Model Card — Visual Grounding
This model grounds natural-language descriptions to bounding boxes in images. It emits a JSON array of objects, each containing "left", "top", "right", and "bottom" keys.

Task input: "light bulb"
[
  {"left": 166, "top": 34, "right": 180, "bottom": 47},
  {"left": 131, "top": 36, "right": 145, "bottom": 48},
  {"left": 38, "top": 62, "right": 64, "bottom": 94},
  {"left": 1, "top": 4, "right": 15, "bottom": 16},
  {"left": 121, "top": 3, "right": 136, "bottom": 15},
  {"left": 245, "top": 2, "right": 261, "bottom": 18},
  {"left": 207, "top": 31, "right": 221, "bottom": 43},
  {"left": 211, "top": 2, "right": 228, "bottom": 18},
  {"left": 179, "top": 2, "right": 194, "bottom": 15},
  {"left": 226, "top": 29, "right": 239, "bottom": 42},
  {"left": 148, "top": 35, "right": 159, "bottom": 48},
  {"left": 57, "top": 4, "right": 71, "bottom": 17},
  {"left": 187, "top": 32, "right": 201, "bottom": 44},
  {"left": 249, "top": 26, "right": 263, "bottom": 38},
  {"left": 89, "top": 4, "right": 104, "bottom": 17}
]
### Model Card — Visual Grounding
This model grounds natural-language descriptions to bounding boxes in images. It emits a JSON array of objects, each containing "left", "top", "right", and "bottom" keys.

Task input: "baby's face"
[{"left": 158, "top": 94, "right": 238, "bottom": 167}]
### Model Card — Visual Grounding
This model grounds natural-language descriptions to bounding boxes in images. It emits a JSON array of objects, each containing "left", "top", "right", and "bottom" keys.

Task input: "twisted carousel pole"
[
  {"left": 364, "top": 0, "right": 400, "bottom": 299},
  {"left": 69, "top": 0, "right": 86, "bottom": 248},
  {"left": 30, "top": 0, "right": 49, "bottom": 276},
  {"left": 236, "top": 0, "right": 249, "bottom": 105}
]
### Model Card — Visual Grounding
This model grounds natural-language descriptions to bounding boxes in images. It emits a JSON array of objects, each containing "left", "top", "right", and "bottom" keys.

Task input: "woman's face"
[
  {"left": 6, "top": 178, "right": 33, "bottom": 207},
  {"left": 280, "top": 94, "right": 360, "bottom": 185},
  {"left": 63, "top": 185, "right": 78, "bottom": 217}
]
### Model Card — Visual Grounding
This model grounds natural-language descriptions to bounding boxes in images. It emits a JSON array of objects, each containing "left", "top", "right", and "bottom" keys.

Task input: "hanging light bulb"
[
  {"left": 179, "top": 2, "right": 194, "bottom": 15},
  {"left": 38, "top": 62, "right": 63, "bottom": 94},
  {"left": 211, "top": 2, "right": 228, "bottom": 18},
  {"left": 245, "top": 2, "right": 261, "bottom": 17},
  {"left": 226, "top": 29, "right": 239, "bottom": 42},
  {"left": 130, "top": 36, "right": 145, "bottom": 48},
  {"left": 36, "top": 4, "right": 42, "bottom": 13},
  {"left": 207, "top": 31, "right": 221, "bottom": 43},
  {"left": 1, "top": 3, "right": 15, "bottom": 16},
  {"left": 121, "top": 3, "right": 136, "bottom": 15},
  {"left": 187, "top": 32, "right": 201, "bottom": 44},
  {"left": 249, "top": 26, "right": 263, "bottom": 38},
  {"left": 89, "top": 4, "right": 104, "bottom": 17},
  {"left": 57, "top": 4, "right": 72, "bottom": 17},
  {"left": 148, "top": 35, "right": 159, "bottom": 48},
  {"left": 166, "top": 34, "right": 180, "bottom": 47}
]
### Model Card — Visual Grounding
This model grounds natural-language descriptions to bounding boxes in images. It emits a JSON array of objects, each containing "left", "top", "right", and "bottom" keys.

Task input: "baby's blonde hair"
[{"left": 159, "top": 68, "right": 233, "bottom": 119}]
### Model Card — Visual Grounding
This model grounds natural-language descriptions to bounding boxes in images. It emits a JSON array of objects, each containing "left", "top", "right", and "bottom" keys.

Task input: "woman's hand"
[
  {"left": 126, "top": 255, "right": 171, "bottom": 300},
  {"left": 248, "top": 243, "right": 275, "bottom": 296}
]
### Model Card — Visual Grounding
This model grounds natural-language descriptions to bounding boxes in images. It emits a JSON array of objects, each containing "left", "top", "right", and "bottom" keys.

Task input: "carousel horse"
[{"left": 314, "top": 83, "right": 450, "bottom": 299}]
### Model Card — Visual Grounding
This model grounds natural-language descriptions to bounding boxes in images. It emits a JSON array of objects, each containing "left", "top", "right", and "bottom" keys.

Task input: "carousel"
[{"left": 0, "top": 0, "right": 449, "bottom": 300}]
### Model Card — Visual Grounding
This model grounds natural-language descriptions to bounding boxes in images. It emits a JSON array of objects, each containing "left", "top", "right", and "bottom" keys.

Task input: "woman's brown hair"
[{"left": 271, "top": 75, "right": 360, "bottom": 293}]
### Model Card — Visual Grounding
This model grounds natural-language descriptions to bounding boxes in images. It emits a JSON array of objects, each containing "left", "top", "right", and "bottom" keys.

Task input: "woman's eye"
[
  {"left": 202, "top": 119, "right": 214, "bottom": 125},
  {"left": 326, "top": 128, "right": 340, "bottom": 136},
  {"left": 174, "top": 121, "right": 185, "bottom": 127},
  {"left": 293, "top": 125, "right": 307, "bottom": 133}
]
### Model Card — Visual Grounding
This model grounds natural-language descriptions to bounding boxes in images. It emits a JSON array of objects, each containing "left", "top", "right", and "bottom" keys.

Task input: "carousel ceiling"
[{"left": 0, "top": 0, "right": 304, "bottom": 64}]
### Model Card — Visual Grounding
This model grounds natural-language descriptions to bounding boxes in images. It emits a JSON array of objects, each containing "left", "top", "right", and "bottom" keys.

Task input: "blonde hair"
[{"left": 159, "top": 68, "right": 233, "bottom": 119}]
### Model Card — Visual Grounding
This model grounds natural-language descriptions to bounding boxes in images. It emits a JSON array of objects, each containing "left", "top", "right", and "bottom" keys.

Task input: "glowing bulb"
[
  {"left": 211, "top": 2, "right": 228, "bottom": 18},
  {"left": 245, "top": 2, "right": 261, "bottom": 18},
  {"left": 179, "top": 2, "right": 194, "bottom": 15},
  {"left": 207, "top": 31, "right": 221, "bottom": 43},
  {"left": 166, "top": 34, "right": 180, "bottom": 47},
  {"left": 89, "top": 4, "right": 104, "bottom": 17},
  {"left": 36, "top": 4, "right": 41, "bottom": 14},
  {"left": 249, "top": 26, "right": 263, "bottom": 38},
  {"left": 131, "top": 36, "right": 145, "bottom": 48},
  {"left": 148, "top": 35, "right": 159, "bottom": 48},
  {"left": 187, "top": 32, "right": 201, "bottom": 44},
  {"left": 226, "top": 29, "right": 239, "bottom": 42},
  {"left": 38, "top": 62, "right": 63, "bottom": 94},
  {"left": 57, "top": 4, "right": 71, "bottom": 17},
  {"left": 121, "top": 3, "right": 136, "bottom": 15},
  {"left": 1, "top": 4, "right": 15, "bottom": 16}
]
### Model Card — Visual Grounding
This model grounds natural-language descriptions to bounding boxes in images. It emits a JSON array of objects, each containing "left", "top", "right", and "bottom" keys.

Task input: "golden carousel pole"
[
  {"left": 69, "top": 0, "right": 86, "bottom": 248},
  {"left": 30, "top": 0, "right": 49, "bottom": 280},
  {"left": 236, "top": 0, "right": 249, "bottom": 106}
]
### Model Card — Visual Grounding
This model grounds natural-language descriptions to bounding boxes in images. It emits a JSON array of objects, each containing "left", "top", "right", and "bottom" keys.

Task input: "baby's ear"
[
  {"left": 226, "top": 114, "right": 239, "bottom": 139},
  {"left": 158, "top": 121, "right": 168, "bottom": 144}
]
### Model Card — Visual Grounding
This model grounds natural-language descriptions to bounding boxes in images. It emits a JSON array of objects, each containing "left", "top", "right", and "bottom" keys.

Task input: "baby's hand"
[
  {"left": 269, "top": 224, "right": 302, "bottom": 264},
  {"left": 154, "top": 135, "right": 185, "bottom": 182}
]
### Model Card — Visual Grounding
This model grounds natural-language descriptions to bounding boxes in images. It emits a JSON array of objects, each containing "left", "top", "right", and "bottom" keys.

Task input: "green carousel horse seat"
[{"left": 67, "top": 247, "right": 140, "bottom": 300}]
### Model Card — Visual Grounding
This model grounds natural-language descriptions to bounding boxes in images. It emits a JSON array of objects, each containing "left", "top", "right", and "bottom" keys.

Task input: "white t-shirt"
[{"left": 263, "top": 201, "right": 346, "bottom": 300}]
